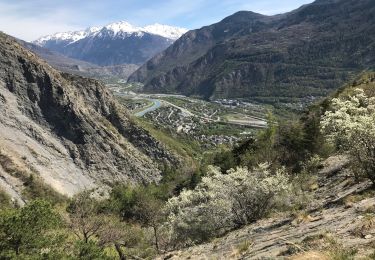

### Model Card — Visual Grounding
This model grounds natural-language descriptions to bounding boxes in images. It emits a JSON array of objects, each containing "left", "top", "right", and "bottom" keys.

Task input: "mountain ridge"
[
  {"left": 128, "top": 0, "right": 375, "bottom": 102},
  {"left": 34, "top": 21, "right": 187, "bottom": 45},
  {"left": 19, "top": 39, "right": 139, "bottom": 80},
  {"left": 0, "top": 32, "right": 177, "bottom": 201},
  {"left": 32, "top": 21, "right": 188, "bottom": 66}
]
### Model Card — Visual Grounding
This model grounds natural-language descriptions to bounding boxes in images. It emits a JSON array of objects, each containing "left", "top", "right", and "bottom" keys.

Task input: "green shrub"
[
  {"left": 0, "top": 189, "right": 11, "bottom": 209},
  {"left": 22, "top": 174, "right": 66, "bottom": 204},
  {"left": 74, "top": 240, "right": 111, "bottom": 260},
  {"left": 276, "top": 120, "right": 308, "bottom": 171},
  {"left": 0, "top": 200, "right": 63, "bottom": 257}
]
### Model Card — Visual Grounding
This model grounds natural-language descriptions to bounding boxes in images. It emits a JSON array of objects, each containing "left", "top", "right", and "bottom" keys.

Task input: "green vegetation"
[
  {"left": 133, "top": 116, "right": 203, "bottom": 163},
  {"left": 106, "top": 82, "right": 143, "bottom": 93},
  {"left": 165, "top": 165, "right": 291, "bottom": 245},
  {"left": 160, "top": 96, "right": 268, "bottom": 120},
  {"left": 195, "top": 121, "right": 257, "bottom": 137},
  {"left": 117, "top": 97, "right": 154, "bottom": 113},
  {"left": 133, "top": 0, "right": 373, "bottom": 105},
  {"left": 0, "top": 190, "right": 11, "bottom": 209},
  {"left": 321, "top": 89, "right": 375, "bottom": 182},
  {"left": 22, "top": 174, "right": 66, "bottom": 204},
  {"left": 205, "top": 111, "right": 326, "bottom": 174},
  {"left": 0, "top": 150, "right": 66, "bottom": 204},
  {"left": 0, "top": 200, "right": 63, "bottom": 258},
  {"left": 1, "top": 72, "right": 375, "bottom": 258}
]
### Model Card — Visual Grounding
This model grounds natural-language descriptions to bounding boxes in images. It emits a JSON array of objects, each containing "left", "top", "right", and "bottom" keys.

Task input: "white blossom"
[
  {"left": 321, "top": 89, "right": 375, "bottom": 181},
  {"left": 164, "top": 165, "right": 290, "bottom": 245}
]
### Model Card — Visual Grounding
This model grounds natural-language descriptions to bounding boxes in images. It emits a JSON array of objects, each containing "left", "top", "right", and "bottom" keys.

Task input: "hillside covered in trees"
[{"left": 129, "top": 0, "right": 375, "bottom": 103}]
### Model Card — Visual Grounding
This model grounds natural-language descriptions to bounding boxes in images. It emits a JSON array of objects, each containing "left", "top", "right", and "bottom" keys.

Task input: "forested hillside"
[{"left": 129, "top": 0, "right": 375, "bottom": 103}]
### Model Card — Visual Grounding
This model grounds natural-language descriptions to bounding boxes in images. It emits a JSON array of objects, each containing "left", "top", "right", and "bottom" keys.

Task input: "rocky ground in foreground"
[{"left": 160, "top": 156, "right": 375, "bottom": 259}]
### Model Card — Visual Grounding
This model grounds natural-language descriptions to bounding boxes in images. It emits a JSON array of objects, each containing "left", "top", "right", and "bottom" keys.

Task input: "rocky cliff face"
[
  {"left": 129, "top": 0, "right": 375, "bottom": 101},
  {"left": 0, "top": 32, "right": 176, "bottom": 202}
]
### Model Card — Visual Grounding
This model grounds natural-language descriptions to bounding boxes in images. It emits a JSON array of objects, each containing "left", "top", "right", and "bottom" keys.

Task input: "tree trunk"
[
  {"left": 153, "top": 225, "right": 160, "bottom": 253},
  {"left": 115, "top": 243, "right": 126, "bottom": 260}
]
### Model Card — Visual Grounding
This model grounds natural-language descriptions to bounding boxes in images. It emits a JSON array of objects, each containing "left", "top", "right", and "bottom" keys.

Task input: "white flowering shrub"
[
  {"left": 226, "top": 164, "right": 291, "bottom": 225},
  {"left": 321, "top": 89, "right": 375, "bottom": 182},
  {"left": 165, "top": 165, "right": 290, "bottom": 246}
]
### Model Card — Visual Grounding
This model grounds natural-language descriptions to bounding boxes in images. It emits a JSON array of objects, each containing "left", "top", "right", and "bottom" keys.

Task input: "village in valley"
[{"left": 109, "top": 84, "right": 270, "bottom": 148}]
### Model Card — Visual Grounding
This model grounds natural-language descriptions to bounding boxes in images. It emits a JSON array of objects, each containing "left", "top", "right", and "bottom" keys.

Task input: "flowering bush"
[
  {"left": 321, "top": 89, "right": 375, "bottom": 182},
  {"left": 165, "top": 165, "right": 290, "bottom": 246}
]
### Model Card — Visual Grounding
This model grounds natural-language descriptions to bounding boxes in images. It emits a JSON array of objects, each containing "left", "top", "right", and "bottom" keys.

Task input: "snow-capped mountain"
[
  {"left": 35, "top": 21, "right": 186, "bottom": 44},
  {"left": 142, "top": 23, "right": 187, "bottom": 40},
  {"left": 33, "top": 21, "right": 188, "bottom": 66},
  {"left": 34, "top": 27, "right": 101, "bottom": 46}
]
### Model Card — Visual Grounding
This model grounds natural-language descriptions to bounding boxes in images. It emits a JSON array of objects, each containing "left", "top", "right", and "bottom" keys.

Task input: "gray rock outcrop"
[{"left": 0, "top": 32, "right": 176, "bottom": 200}]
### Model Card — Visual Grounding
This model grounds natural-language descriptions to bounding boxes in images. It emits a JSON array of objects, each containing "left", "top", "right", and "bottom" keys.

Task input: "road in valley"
[
  {"left": 134, "top": 99, "right": 161, "bottom": 117},
  {"left": 113, "top": 91, "right": 266, "bottom": 127}
]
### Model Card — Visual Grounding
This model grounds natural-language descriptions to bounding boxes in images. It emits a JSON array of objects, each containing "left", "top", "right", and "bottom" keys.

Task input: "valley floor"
[{"left": 160, "top": 156, "right": 375, "bottom": 259}]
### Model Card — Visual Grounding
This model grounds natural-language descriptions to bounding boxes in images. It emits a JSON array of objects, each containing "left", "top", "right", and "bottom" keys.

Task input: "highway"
[{"left": 134, "top": 99, "right": 162, "bottom": 117}]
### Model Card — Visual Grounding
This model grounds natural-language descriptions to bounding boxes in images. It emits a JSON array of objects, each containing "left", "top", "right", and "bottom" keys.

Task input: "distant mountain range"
[
  {"left": 20, "top": 40, "right": 139, "bottom": 81},
  {"left": 128, "top": 0, "right": 375, "bottom": 102},
  {"left": 33, "top": 22, "right": 187, "bottom": 66}
]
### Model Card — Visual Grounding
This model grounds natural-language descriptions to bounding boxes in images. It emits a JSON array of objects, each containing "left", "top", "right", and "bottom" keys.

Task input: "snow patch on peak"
[
  {"left": 86, "top": 26, "right": 101, "bottom": 34},
  {"left": 34, "top": 26, "right": 101, "bottom": 45},
  {"left": 143, "top": 23, "right": 188, "bottom": 40},
  {"left": 102, "top": 21, "right": 187, "bottom": 40},
  {"left": 104, "top": 21, "right": 140, "bottom": 35}
]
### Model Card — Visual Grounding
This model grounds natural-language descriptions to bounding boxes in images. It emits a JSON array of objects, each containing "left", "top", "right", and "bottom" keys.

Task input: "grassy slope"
[{"left": 132, "top": 117, "right": 202, "bottom": 170}]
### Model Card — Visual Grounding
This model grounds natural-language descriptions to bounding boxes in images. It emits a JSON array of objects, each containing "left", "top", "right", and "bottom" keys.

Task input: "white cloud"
[{"left": 0, "top": 2, "right": 83, "bottom": 41}]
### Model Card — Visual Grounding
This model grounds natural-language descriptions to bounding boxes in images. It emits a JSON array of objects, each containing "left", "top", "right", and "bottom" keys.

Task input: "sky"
[{"left": 0, "top": 0, "right": 314, "bottom": 41}]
